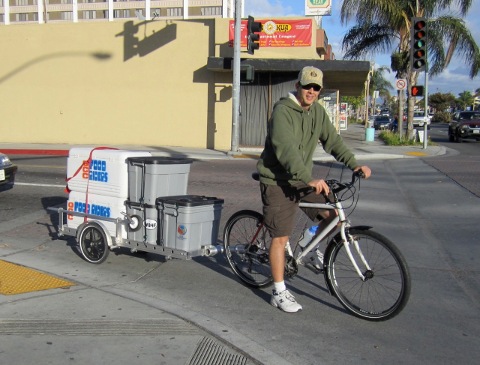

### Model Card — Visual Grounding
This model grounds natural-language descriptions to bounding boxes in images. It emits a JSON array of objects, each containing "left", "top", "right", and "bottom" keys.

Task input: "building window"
[
  {"left": 201, "top": 7, "right": 221, "bottom": 16},
  {"left": 166, "top": 7, "right": 183, "bottom": 17}
]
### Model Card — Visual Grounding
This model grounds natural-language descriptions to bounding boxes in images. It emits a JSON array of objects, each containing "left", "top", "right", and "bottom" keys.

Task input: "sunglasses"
[{"left": 301, "top": 84, "right": 321, "bottom": 92}]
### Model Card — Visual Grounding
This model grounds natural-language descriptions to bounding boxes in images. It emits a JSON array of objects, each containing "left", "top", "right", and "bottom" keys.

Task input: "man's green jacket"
[{"left": 257, "top": 93, "right": 358, "bottom": 186}]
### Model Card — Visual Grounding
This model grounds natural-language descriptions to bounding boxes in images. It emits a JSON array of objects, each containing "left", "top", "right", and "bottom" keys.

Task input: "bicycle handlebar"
[
  {"left": 300, "top": 171, "right": 364, "bottom": 197},
  {"left": 252, "top": 171, "right": 364, "bottom": 196},
  {"left": 327, "top": 171, "right": 364, "bottom": 194}
]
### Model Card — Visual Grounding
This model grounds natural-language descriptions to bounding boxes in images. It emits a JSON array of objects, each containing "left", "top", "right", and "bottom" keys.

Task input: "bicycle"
[{"left": 223, "top": 171, "right": 411, "bottom": 321}]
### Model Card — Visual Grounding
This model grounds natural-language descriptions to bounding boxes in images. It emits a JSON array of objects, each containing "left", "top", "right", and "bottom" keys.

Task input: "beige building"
[{"left": 0, "top": 0, "right": 369, "bottom": 150}]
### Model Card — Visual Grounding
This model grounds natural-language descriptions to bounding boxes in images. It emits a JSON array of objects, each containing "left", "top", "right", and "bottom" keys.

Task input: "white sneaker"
[{"left": 270, "top": 289, "right": 302, "bottom": 313}]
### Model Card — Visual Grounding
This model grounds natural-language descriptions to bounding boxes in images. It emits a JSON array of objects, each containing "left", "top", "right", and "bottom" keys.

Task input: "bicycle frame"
[{"left": 293, "top": 200, "right": 371, "bottom": 281}]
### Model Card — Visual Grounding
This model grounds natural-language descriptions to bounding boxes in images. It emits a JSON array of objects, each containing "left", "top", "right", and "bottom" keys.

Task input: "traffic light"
[
  {"left": 240, "top": 65, "right": 255, "bottom": 83},
  {"left": 411, "top": 85, "right": 424, "bottom": 97},
  {"left": 247, "top": 16, "right": 262, "bottom": 55},
  {"left": 410, "top": 17, "right": 427, "bottom": 71}
]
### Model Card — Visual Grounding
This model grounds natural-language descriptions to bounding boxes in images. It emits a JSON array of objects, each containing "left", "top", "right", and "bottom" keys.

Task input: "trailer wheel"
[{"left": 78, "top": 222, "right": 110, "bottom": 264}]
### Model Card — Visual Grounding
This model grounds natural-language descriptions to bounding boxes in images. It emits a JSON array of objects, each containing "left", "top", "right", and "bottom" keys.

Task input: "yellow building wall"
[{"left": 0, "top": 18, "right": 320, "bottom": 150}]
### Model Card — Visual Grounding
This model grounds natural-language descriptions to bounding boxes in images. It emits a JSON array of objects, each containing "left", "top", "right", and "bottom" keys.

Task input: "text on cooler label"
[
  {"left": 82, "top": 159, "right": 109, "bottom": 182},
  {"left": 72, "top": 201, "right": 111, "bottom": 217}
]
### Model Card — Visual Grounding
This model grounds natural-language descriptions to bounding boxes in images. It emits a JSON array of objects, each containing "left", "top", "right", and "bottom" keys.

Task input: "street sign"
[{"left": 396, "top": 79, "right": 407, "bottom": 90}]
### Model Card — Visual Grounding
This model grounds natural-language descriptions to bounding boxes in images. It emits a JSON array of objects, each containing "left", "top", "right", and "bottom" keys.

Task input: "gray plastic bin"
[
  {"left": 156, "top": 195, "right": 224, "bottom": 254},
  {"left": 127, "top": 157, "right": 192, "bottom": 205},
  {"left": 125, "top": 200, "right": 158, "bottom": 245}
]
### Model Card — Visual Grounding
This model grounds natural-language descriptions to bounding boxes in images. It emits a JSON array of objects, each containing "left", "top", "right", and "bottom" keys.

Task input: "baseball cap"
[{"left": 298, "top": 66, "right": 323, "bottom": 88}]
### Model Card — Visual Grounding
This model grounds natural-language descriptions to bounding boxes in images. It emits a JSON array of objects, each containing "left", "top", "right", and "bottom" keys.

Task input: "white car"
[
  {"left": 0, "top": 153, "right": 17, "bottom": 191},
  {"left": 412, "top": 111, "right": 431, "bottom": 128}
]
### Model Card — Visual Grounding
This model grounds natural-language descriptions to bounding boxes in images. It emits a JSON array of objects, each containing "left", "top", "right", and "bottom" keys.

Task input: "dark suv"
[{"left": 449, "top": 111, "right": 480, "bottom": 142}]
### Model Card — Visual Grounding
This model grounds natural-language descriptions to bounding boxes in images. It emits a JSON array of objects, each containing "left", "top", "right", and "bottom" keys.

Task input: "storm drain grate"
[{"left": 187, "top": 336, "right": 248, "bottom": 365}]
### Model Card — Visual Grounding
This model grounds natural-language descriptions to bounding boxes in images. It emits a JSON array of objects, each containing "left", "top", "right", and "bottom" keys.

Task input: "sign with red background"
[{"left": 229, "top": 19, "right": 313, "bottom": 48}]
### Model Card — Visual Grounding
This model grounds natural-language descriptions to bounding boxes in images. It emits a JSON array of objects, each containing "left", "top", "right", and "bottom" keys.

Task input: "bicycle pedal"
[{"left": 306, "top": 261, "right": 324, "bottom": 273}]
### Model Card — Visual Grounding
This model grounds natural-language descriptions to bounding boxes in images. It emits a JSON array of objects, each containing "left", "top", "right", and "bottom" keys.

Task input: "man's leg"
[
  {"left": 261, "top": 183, "right": 302, "bottom": 313},
  {"left": 270, "top": 236, "right": 288, "bottom": 282},
  {"left": 269, "top": 236, "right": 302, "bottom": 313}
]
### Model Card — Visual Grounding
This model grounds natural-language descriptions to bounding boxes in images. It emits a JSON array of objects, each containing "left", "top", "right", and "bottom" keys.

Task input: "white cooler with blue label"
[
  {"left": 67, "top": 147, "right": 151, "bottom": 198},
  {"left": 156, "top": 195, "right": 224, "bottom": 255},
  {"left": 67, "top": 191, "right": 128, "bottom": 239}
]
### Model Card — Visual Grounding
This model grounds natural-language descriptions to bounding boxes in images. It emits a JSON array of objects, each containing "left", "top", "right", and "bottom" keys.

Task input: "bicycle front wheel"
[
  {"left": 223, "top": 210, "right": 273, "bottom": 288},
  {"left": 325, "top": 228, "right": 411, "bottom": 321}
]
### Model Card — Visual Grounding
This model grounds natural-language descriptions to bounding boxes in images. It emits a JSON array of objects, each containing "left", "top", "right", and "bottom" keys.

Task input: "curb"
[{"left": 0, "top": 149, "right": 69, "bottom": 156}]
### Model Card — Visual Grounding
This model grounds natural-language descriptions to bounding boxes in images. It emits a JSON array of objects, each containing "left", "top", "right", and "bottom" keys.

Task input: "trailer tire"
[{"left": 78, "top": 222, "right": 110, "bottom": 264}]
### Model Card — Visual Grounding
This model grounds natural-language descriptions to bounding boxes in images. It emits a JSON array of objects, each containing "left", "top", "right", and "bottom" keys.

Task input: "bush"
[
  {"left": 431, "top": 111, "right": 451, "bottom": 123},
  {"left": 379, "top": 131, "right": 433, "bottom": 146}
]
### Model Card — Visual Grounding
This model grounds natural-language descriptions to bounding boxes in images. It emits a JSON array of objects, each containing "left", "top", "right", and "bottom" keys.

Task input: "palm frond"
[{"left": 342, "top": 24, "right": 396, "bottom": 59}]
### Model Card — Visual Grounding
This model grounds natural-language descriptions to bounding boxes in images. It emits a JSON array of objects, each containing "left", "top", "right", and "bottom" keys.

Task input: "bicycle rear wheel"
[
  {"left": 325, "top": 228, "right": 411, "bottom": 321},
  {"left": 223, "top": 210, "right": 273, "bottom": 288}
]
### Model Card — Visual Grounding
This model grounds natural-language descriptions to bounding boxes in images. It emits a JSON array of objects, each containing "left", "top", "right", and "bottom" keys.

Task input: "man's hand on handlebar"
[
  {"left": 307, "top": 179, "right": 330, "bottom": 195},
  {"left": 354, "top": 166, "right": 372, "bottom": 179}
]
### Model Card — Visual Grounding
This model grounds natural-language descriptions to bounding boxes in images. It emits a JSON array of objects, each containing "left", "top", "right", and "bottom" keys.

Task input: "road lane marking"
[{"left": 15, "top": 182, "right": 65, "bottom": 188}]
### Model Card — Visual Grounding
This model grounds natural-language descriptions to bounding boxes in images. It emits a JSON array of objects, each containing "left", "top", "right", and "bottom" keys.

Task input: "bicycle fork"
[{"left": 340, "top": 226, "right": 372, "bottom": 281}]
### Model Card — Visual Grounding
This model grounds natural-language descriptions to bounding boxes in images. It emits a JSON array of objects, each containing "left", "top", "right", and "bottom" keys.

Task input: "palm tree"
[
  {"left": 369, "top": 66, "right": 394, "bottom": 115},
  {"left": 456, "top": 91, "right": 475, "bottom": 110},
  {"left": 340, "top": 0, "right": 480, "bottom": 139},
  {"left": 371, "top": 66, "right": 393, "bottom": 100}
]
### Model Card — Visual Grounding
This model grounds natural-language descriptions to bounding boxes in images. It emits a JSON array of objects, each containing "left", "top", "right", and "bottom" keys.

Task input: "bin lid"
[
  {"left": 127, "top": 156, "right": 193, "bottom": 165},
  {"left": 156, "top": 195, "right": 224, "bottom": 207}
]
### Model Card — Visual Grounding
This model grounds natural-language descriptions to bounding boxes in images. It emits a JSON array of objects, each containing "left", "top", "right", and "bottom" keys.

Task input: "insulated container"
[{"left": 67, "top": 147, "right": 151, "bottom": 198}]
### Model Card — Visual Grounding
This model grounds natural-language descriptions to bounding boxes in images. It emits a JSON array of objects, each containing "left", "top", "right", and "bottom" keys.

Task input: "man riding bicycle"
[{"left": 256, "top": 66, "right": 371, "bottom": 313}]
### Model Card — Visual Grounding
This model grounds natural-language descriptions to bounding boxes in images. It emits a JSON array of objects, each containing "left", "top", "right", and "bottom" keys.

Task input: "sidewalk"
[
  {"left": 0, "top": 123, "right": 445, "bottom": 161},
  {"left": 0, "top": 123, "right": 446, "bottom": 365}
]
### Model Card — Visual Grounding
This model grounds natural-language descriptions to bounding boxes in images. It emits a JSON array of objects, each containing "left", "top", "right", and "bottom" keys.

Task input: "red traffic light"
[
  {"left": 410, "top": 17, "right": 427, "bottom": 71},
  {"left": 414, "top": 20, "right": 426, "bottom": 31},
  {"left": 411, "top": 85, "right": 424, "bottom": 97}
]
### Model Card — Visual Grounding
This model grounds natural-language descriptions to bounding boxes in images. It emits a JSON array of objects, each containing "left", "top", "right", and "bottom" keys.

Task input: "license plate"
[
  {"left": 473, "top": 129, "right": 479, "bottom": 134},
  {"left": 0, "top": 169, "right": 5, "bottom": 181}
]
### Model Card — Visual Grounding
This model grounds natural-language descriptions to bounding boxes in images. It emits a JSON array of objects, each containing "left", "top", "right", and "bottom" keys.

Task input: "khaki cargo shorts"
[{"left": 260, "top": 182, "right": 330, "bottom": 238}]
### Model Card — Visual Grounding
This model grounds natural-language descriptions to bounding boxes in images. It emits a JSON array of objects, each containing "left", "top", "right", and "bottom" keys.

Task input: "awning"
[{"left": 207, "top": 57, "right": 371, "bottom": 97}]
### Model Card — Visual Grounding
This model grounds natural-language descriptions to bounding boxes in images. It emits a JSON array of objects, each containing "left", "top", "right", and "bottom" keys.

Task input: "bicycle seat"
[{"left": 252, "top": 172, "right": 260, "bottom": 181}]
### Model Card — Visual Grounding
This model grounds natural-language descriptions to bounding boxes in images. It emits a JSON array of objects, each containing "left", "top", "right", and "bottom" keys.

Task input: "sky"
[{"left": 243, "top": 0, "right": 480, "bottom": 97}]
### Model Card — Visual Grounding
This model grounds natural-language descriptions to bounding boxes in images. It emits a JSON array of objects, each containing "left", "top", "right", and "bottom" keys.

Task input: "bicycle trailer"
[{"left": 49, "top": 147, "right": 224, "bottom": 263}]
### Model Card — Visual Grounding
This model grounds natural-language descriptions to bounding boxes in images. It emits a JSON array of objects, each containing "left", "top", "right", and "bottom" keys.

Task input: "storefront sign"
[
  {"left": 229, "top": 19, "right": 312, "bottom": 48},
  {"left": 305, "top": 0, "right": 332, "bottom": 16}
]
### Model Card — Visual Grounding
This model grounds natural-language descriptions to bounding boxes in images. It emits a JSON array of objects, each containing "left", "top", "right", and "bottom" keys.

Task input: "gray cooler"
[
  {"left": 125, "top": 200, "right": 158, "bottom": 245},
  {"left": 156, "top": 195, "right": 224, "bottom": 254},
  {"left": 127, "top": 157, "right": 192, "bottom": 205}
]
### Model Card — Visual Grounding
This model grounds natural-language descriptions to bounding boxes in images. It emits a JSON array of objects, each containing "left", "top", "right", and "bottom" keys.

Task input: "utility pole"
[{"left": 230, "top": 0, "right": 242, "bottom": 153}]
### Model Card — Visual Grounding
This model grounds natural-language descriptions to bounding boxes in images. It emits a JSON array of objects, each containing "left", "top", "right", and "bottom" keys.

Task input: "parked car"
[
  {"left": 448, "top": 116, "right": 480, "bottom": 142},
  {"left": 0, "top": 153, "right": 18, "bottom": 191},
  {"left": 373, "top": 115, "right": 391, "bottom": 130},
  {"left": 412, "top": 111, "right": 431, "bottom": 129}
]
